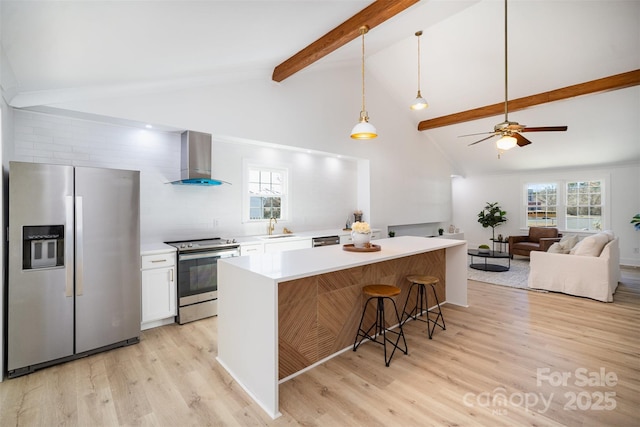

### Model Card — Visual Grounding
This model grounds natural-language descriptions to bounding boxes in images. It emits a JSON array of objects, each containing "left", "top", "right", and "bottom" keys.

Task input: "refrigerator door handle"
[
  {"left": 65, "top": 196, "right": 74, "bottom": 298},
  {"left": 76, "top": 196, "right": 84, "bottom": 297}
]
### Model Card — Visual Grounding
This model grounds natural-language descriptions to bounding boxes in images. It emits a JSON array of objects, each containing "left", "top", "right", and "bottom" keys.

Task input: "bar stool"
[
  {"left": 401, "top": 275, "right": 446, "bottom": 339},
  {"left": 353, "top": 284, "right": 408, "bottom": 366}
]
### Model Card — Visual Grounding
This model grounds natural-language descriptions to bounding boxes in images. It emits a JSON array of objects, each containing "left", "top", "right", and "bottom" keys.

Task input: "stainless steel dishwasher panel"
[{"left": 312, "top": 236, "right": 340, "bottom": 247}]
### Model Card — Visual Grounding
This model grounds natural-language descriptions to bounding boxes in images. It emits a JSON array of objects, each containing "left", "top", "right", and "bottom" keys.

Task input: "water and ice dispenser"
[{"left": 22, "top": 225, "right": 65, "bottom": 269}]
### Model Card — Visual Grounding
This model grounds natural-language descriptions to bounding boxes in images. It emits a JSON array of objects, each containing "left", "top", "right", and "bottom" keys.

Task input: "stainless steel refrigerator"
[{"left": 7, "top": 161, "right": 141, "bottom": 377}]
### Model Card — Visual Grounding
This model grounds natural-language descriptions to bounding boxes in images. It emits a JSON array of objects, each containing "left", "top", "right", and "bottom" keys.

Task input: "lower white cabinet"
[
  {"left": 340, "top": 230, "right": 381, "bottom": 245},
  {"left": 241, "top": 243, "right": 264, "bottom": 256},
  {"left": 264, "top": 238, "right": 311, "bottom": 253},
  {"left": 141, "top": 252, "right": 176, "bottom": 330}
]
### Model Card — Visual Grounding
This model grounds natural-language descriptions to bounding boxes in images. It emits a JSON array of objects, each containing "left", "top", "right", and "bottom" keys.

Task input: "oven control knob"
[
  {"left": 187, "top": 243, "right": 193, "bottom": 247},
  {"left": 232, "top": 239, "right": 237, "bottom": 243},
  {"left": 180, "top": 243, "right": 186, "bottom": 249}
]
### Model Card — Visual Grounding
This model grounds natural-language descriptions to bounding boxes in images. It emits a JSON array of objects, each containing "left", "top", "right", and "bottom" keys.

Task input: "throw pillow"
[
  {"left": 602, "top": 230, "right": 615, "bottom": 241},
  {"left": 548, "top": 242, "right": 569, "bottom": 254},
  {"left": 570, "top": 233, "right": 610, "bottom": 257},
  {"left": 558, "top": 234, "right": 579, "bottom": 251}
]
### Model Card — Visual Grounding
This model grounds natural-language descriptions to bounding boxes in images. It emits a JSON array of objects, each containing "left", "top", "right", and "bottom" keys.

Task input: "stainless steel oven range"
[{"left": 165, "top": 238, "right": 239, "bottom": 324}]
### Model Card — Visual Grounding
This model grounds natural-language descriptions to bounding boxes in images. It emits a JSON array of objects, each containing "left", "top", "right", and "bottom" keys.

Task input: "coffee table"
[{"left": 468, "top": 249, "right": 511, "bottom": 272}]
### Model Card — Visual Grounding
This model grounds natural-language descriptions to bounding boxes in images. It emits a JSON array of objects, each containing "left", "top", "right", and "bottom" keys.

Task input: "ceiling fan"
[{"left": 461, "top": 0, "right": 567, "bottom": 151}]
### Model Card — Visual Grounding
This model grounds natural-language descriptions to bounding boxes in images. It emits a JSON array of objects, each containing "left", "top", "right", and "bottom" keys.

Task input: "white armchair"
[{"left": 528, "top": 236, "right": 620, "bottom": 302}]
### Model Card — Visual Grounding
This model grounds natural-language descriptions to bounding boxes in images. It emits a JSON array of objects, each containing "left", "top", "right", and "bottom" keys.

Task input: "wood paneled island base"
[
  {"left": 279, "top": 250, "right": 445, "bottom": 379},
  {"left": 217, "top": 236, "right": 467, "bottom": 419}
]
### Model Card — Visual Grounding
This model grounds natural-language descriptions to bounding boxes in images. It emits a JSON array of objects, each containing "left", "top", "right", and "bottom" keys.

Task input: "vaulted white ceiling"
[{"left": 1, "top": 0, "right": 639, "bottom": 176}]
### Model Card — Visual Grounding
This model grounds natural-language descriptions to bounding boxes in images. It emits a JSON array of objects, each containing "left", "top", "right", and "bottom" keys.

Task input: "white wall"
[
  {"left": 452, "top": 164, "right": 640, "bottom": 266},
  {"left": 10, "top": 109, "right": 359, "bottom": 243},
  {"left": 45, "top": 63, "right": 454, "bottom": 231}
]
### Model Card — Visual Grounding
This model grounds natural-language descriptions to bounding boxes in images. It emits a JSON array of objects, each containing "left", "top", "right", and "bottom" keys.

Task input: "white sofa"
[{"left": 528, "top": 235, "right": 620, "bottom": 302}]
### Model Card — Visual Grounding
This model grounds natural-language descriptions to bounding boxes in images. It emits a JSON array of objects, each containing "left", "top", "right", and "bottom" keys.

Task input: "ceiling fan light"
[
  {"left": 496, "top": 135, "right": 517, "bottom": 150},
  {"left": 351, "top": 113, "right": 378, "bottom": 139},
  {"left": 410, "top": 91, "right": 428, "bottom": 110}
]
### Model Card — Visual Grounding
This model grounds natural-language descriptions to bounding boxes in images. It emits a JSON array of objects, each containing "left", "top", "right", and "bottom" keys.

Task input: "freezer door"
[
  {"left": 75, "top": 167, "right": 141, "bottom": 353},
  {"left": 7, "top": 162, "right": 75, "bottom": 371}
]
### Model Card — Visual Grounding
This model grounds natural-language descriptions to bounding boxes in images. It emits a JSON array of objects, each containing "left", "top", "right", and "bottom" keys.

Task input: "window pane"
[
  {"left": 565, "top": 180, "right": 603, "bottom": 231},
  {"left": 249, "top": 170, "right": 260, "bottom": 182},
  {"left": 526, "top": 183, "right": 558, "bottom": 227},
  {"left": 248, "top": 183, "right": 260, "bottom": 194},
  {"left": 246, "top": 166, "right": 288, "bottom": 221}
]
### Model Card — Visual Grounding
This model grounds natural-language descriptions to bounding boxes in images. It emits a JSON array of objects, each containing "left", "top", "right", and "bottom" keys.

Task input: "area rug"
[{"left": 467, "top": 258, "right": 531, "bottom": 289}]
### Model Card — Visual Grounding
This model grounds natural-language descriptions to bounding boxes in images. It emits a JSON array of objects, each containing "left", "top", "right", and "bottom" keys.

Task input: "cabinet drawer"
[
  {"left": 142, "top": 253, "right": 176, "bottom": 269},
  {"left": 241, "top": 243, "right": 264, "bottom": 256}
]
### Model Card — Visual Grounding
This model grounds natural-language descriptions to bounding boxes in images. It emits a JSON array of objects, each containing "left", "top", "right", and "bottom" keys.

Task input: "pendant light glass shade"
[
  {"left": 410, "top": 91, "right": 428, "bottom": 110},
  {"left": 410, "top": 30, "right": 428, "bottom": 110},
  {"left": 351, "top": 112, "right": 377, "bottom": 139},
  {"left": 351, "top": 26, "right": 377, "bottom": 140},
  {"left": 496, "top": 134, "right": 517, "bottom": 150}
]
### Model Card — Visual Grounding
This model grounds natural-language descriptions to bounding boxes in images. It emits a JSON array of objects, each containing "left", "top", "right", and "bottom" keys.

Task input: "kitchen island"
[{"left": 217, "top": 236, "right": 467, "bottom": 419}]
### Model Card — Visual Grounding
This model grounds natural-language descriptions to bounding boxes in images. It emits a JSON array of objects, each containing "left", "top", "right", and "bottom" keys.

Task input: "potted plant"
[
  {"left": 632, "top": 214, "right": 640, "bottom": 230},
  {"left": 478, "top": 244, "right": 491, "bottom": 254},
  {"left": 438, "top": 228, "right": 444, "bottom": 236},
  {"left": 477, "top": 202, "right": 508, "bottom": 246}
]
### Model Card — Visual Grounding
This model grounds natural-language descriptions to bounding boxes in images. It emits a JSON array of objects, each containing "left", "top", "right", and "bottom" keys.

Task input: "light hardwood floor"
[{"left": 1, "top": 268, "right": 639, "bottom": 426}]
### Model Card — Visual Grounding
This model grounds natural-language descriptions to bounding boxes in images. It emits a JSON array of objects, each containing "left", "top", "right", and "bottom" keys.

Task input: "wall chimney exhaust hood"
[{"left": 170, "top": 131, "right": 230, "bottom": 186}]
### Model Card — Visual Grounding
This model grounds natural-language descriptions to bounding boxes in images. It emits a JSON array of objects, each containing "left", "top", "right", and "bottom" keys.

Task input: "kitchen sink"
[{"left": 258, "top": 234, "right": 297, "bottom": 239}]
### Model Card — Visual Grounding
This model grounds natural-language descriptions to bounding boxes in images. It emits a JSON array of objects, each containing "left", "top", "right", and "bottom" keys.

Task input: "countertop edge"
[
  {"left": 141, "top": 243, "right": 177, "bottom": 256},
  {"left": 221, "top": 236, "right": 466, "bottom": 281}
]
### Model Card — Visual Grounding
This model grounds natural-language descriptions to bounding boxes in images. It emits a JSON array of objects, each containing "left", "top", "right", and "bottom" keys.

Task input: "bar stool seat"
[
  {"left": 353, "top": 284, "right": 408, "bottom": 366},
  {"left": 401, "top": 275, "right": 446, "bottom": 339}
]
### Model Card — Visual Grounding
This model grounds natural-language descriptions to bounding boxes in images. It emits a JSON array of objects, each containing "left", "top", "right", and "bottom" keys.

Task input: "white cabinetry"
[
  {"left": 339, "top": 234, "right": 352, "bottom": 245},
  {"left": 264, "top": 238, "right": 311, "bottom": 253},
  {"left": 339, "top": 230, "right": 381, "bottom": 245},
  {"left": 441, "top": 232, "right": 465, "bottom": 240},
  {"left": 141, "top": 251, "right": 176, "bottom": 330},
  {"left": 241, "top": 243, "right": 264, "bottom": 256}
]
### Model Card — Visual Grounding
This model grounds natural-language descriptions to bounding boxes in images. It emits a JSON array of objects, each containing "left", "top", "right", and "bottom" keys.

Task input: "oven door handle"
[{"left": 179, "top": 250, "right": 239, "bottom": 261}]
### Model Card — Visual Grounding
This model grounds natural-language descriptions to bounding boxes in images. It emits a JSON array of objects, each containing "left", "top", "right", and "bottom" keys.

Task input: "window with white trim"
[
  {"left": 245, "top": 165, "right": 288, "bottom": 221},
  {"left": 523, "top": 178, "right": 606, "bottom": 231}
]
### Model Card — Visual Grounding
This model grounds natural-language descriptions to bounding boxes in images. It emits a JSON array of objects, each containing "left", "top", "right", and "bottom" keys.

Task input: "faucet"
[{"left": 268, "top": 216, "right": 277, "bottom": 235}]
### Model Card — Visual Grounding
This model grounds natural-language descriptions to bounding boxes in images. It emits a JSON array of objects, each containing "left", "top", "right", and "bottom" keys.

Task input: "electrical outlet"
[
  {"left": 213, "top": 218, "right": 219, "bottom": 228},
  {"left": 634, "top": 247, "right": 640, "bottom": 254}
]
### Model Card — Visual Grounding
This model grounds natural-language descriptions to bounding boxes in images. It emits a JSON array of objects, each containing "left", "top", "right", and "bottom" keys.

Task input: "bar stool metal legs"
[
  {"left": 353, "top": 284, "right": 408, "bottom": 366},
  {"left": 401, "top": 275, "right": 446, "bottom": 339}
]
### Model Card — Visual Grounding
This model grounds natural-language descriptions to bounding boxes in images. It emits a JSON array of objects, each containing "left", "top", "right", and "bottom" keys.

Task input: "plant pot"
[{"left": 351, "top": 231, "right": 371, "bottom": 248}]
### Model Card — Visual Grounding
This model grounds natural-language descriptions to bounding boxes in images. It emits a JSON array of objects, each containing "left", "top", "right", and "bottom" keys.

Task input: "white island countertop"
[
  {"left": 222, "top": 235, "right": 464, "bottom": 282},
  {"left": 217, "top": 235, "right": 468, "bottom": 419}
]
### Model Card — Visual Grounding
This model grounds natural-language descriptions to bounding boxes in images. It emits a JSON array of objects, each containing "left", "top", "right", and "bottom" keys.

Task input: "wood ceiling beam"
[
  {"left": 272, "top": 0, "right": 420, "bottom": 82},
  {"left": 417, "top": 69, "right": 640, "bottom": 131}
]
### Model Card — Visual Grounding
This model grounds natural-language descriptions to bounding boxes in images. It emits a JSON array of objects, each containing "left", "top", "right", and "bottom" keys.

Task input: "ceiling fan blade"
[
  {"left": 458, "top": 131, "right": 495, "bottom": 138},
  {"left": 514, "top": 132, "right": 532, "bottom": 147},
  {"left": 521, "top": 126, "right": 568, "bottom": 132},
  {"left": 468, "top": 134, "right": 498, "bottom": 146}
]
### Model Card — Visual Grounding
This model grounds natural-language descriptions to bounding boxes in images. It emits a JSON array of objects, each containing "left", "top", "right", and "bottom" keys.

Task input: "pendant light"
[
  {"left": 410, "top": 30, "right": 428, "bottom": 110},
  {"left": 350, "top": 26, "right": 377, "bottom": 140}
]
